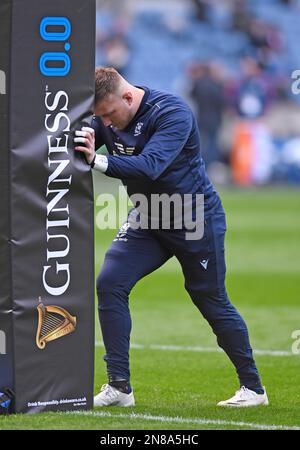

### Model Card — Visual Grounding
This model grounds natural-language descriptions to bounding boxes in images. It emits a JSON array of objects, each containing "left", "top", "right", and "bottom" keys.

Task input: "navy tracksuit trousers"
[{"left": 96, "top": 206, "right": 263, "bottom": 392}]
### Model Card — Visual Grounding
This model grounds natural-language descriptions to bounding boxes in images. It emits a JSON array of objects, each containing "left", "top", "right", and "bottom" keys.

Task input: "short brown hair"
[{"left": 95, "top": 67, "right": 121, "bottom": 104}]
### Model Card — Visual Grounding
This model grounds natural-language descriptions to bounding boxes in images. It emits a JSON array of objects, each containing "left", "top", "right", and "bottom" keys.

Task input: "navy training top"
[{"left": 92, "top": 86, "right": 222, "bottom": 218}]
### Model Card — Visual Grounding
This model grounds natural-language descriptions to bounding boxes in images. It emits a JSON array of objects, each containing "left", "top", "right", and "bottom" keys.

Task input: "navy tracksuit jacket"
[{"left": 92, "top": 87, "right": 263, "bottom": 392}]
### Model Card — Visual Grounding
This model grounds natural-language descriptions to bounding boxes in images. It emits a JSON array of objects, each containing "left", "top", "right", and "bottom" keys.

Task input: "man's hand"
[{"left": 74, "top": 126, "right": 95, "bottom": 164}]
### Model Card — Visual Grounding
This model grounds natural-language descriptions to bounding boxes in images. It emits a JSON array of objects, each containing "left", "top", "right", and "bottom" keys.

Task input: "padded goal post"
[{"left": 0, "top": 0, "right": 95, "bottom": 413}]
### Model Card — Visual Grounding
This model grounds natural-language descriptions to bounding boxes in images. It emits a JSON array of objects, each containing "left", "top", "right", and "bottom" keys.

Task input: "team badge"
[{"left": 134, "top": 122, "right": 143, "bottom": 137}]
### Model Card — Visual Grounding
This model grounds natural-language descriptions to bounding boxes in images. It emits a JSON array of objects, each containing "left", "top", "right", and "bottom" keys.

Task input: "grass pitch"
[{"left": 1, "top": 184, "right": 300, "bottom": 430}]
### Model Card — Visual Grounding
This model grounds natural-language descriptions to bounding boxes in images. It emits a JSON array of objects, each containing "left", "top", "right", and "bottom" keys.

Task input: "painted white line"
[
  {"left": 95, "top": 341, "right": 294, "bottom": 357},
  {"left": 69, "top": 411, "right": 300, "bottom": 431}
]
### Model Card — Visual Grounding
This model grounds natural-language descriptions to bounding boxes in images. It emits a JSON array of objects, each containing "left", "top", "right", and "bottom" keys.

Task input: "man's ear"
[{"left": 122, "top": 91, "right": 133, "bottom": 106}]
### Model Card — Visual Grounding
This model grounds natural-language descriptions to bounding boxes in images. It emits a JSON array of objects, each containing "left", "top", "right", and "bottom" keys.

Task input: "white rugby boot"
[
  {"left": 94, "top": 384, "right": 135, "bottom": 407},
  {"left": 217, "top": 386, "right": 269, "bottom": 407}
]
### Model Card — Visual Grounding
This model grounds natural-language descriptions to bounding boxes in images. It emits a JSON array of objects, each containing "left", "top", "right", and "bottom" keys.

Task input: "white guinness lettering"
[{"left": 43, "top": 89, "right": 72, "bottom": 296}]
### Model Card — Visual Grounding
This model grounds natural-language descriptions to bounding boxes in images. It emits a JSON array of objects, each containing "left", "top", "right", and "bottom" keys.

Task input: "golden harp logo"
[{"left": 36, "top": 298, "right": 76, "bottom": 349}]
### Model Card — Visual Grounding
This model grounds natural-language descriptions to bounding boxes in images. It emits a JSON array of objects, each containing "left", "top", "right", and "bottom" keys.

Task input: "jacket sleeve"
[{"left": 105, "top": 106, "right": 193, "bottom": 180}]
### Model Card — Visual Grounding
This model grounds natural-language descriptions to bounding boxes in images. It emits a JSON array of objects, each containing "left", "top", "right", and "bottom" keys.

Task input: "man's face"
[{"left": 94, "top": 92, "right": 133, "bottom": 130}]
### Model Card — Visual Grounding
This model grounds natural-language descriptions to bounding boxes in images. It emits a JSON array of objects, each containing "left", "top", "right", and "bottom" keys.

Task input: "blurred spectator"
[
  {"left": 95, "top": 0, "right": 300, "bottom": 184},
  {"left": 231, "top": 0, "right": 251, "bottom": 33},
  {"left": 227, "top": 58, "right": 276, "bottom": 185},
  {"left": 163, "top": 13, "right": 190, "bottom": 40},
  {"left": 189, "top": 62, "right": 225, "bottom": 166},
  {"left": 280, "top": 0, "right": 296, "bottom": 5},
  {"left": 102, "top": 35, "right": 130, "bottom": 77},
  {"left": 247, "top": 19, "right": 269, "bottom": 51}
]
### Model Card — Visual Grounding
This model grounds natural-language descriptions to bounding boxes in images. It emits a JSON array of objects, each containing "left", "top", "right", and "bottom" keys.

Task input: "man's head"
[{"left": 94, "top": 67, "right": 143, "bottom": 130}]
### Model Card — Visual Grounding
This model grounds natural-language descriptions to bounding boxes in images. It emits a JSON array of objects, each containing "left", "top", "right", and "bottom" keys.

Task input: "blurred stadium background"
[{"left": 96, "top": 0, "right": 300, "bottom": 186}]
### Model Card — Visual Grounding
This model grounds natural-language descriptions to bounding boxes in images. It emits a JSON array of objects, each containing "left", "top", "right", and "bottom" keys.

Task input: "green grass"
[{"left": 1, "top": 185, "right": 300, "bottom": 430}]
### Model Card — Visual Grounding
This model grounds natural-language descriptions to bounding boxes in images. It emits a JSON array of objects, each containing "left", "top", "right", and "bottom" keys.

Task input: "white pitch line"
[
  {"left": 69, "top": 411, "right": 300, "bottom": 431},
  {"left": 95, "top": 341, "right": 295, "bottom": 357}
]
